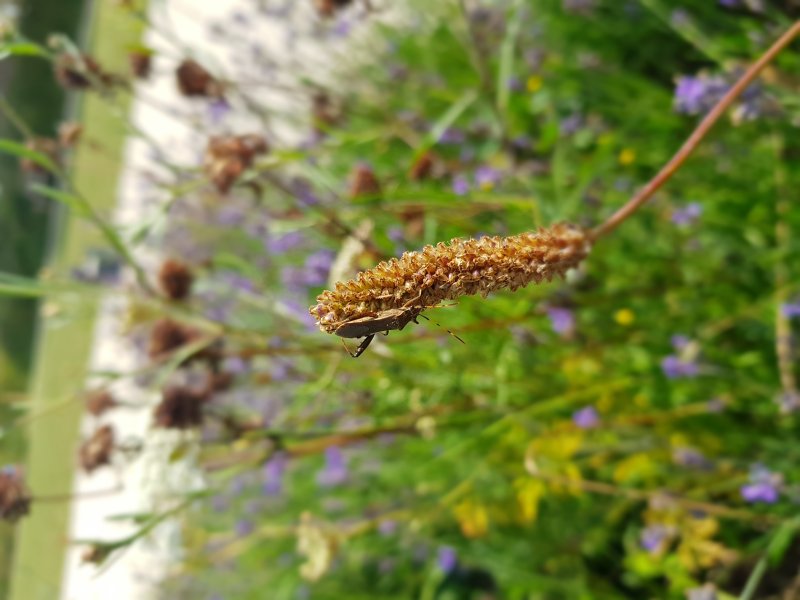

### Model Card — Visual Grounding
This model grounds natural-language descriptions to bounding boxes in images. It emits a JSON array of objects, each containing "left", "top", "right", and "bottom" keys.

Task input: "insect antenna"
[{"left": 418, "top": 314, "right": 466, "bottom": 345}]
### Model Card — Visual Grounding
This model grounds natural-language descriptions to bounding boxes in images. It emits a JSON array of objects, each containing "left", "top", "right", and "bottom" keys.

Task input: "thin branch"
[{"left": 592, "top": 20, "right": 800, "bottom": 240}]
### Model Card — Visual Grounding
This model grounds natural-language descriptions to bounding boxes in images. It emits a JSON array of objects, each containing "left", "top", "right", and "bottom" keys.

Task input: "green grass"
[{"left": 8, "top": 3, "right": 144, "bottom": 598}]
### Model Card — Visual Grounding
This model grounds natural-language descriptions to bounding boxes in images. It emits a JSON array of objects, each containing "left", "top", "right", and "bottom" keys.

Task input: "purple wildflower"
[
  {"left": 781, "top": 301, "right": 800, "bottom": 318},
  {"left": 316, "top": 446, "right": 348, "bottom": 488},
  {"left": 777, "top": 391, "right": 800, "bottom": 414},
  {"left": 303, "top": 249, "right": 334, "bottom": 287},
  {"left": 438, "top": 127, "right": 465, "bottom": 144},
  {"left": 674, "top": 75, "right": 728, "bottom": 115},
  {"left": 672, "top": 447, "right": 712, "bottom": 470},
  {"left": 661, "top": 355, "right": 699, "bottom": 379},
  {"left": 452, "top": 174, "right": 470, "bottom": 196},
  {"left": 547, "top": 307, "right": 575, "bottom": 336},
  {"left": 507, "top": 76, "right": 523, "bottom": 92},
  {"left": 741, "top": 465, "right": 782, "bottom": 503},
  {"left": 208, "top": 98, "right": 231, "bottom": 124},
  {"left": 670, "top": 334, "right": 691, "bottom": 351},
  {"left": 221, "top": 356, "right": 249, "bottom": 375},
  {"left": 267, "top": 231, "right": 305, "bottom": 254},
  {"left": 437, "top": 546, "right": 458, "bottom": 573},
  {"left": 572, "top": 406, "right": 600, "bottom": 429},
  {"left": 474, "top": 165, "right": 502, "bottom": 190},
  {"left": 559, "top": 113, "right": 583, "bottom": 136},
  {"left": 263, "top": 452, "right": 287, "bottom": 496},
  {"left": 640, "top": 524, "right": 669, "bottom": 553},
  {"left": 378, "top": 520, "right": 397, "bottom": 537},
  {"left": 235, "top": 519, "right": 254, "bottom": 537},
  {"left": 671, "top": 202, "right": 702, "bottom": 226}
]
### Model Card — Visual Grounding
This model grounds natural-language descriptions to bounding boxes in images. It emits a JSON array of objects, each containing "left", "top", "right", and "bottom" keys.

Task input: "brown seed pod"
[
  {"left": 0, "top": 467, "right": 31, "bottom": 522},
  {"left": 203, "top": 134, "right": 269, "bottom": 194},
  {"left": 310, "top": 223, "right": 591, "bottom": 337},
  {"left": 314, "top": 0, "right": 353, "bottom": 18},
  {"left": 85, "top": 389, "right": 117, "bottom": 417},
  {"left": 21, "top": 137, "right": 60, "bottom": 174},
  {"left": 128, "top": 49, "right": 152, "bottom": 79},
  {"left": 54, "top": 52, "right": 118, "bottom": 91},
  {"left": 348, "top": 164, "right": 382, "bottom": 199},
  {"left": 157, "top": 259, "right": 194, "bottom": 301},
  {"left": 176, "top": 59, "right": 224, "bottom": 98},
  {"left": 79, "top": 425, "right": 115, "bottom": 473},
  {"left": 154, "top": 385, "right": 210, "bottom": 429},
  {"left": 148, "top": 318, "right": 220, "bottom": 366},
  {"left": 57, "top": 121, "right": 83, "bottom": 148},
  {"left": 408, "top": 151, "right": 436, "bottom": 181}
]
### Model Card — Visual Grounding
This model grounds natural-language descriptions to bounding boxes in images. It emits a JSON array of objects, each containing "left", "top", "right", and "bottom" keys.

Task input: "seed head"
[
  {"left": 157, "top": 259, "right": 194, "bottom": 300},
  {"left": 128, "top": 49, "right": 152, "bottom": 79},
  {"left": 348, "top": 164, "right": 381, "bottom": 199},
  {"left": 310, "top": 223, "right": 591, "bottom": 334},
  {"left": 0, "top": 467, "right": 31, "bottom": 522},
  {"left": 85, "top": 389, "right": 117, "bottom": 417},
  {"left": 176, "top": 59, "right": 224, "bottom": 98},
  {"left": 79, "top": 425, "right": 115, "bottom": 473},
  {"left": 154, "top": 385, "right": 210, "bottom": 429},
  {"left": 54, "top": 52, "right": 118, "bottom": 91},
  {"left": 203, "top": 134, "right": 268, "bottom": 194}
]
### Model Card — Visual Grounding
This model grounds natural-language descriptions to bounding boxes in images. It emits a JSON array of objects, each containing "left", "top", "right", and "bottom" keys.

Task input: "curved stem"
[{"left": 591, "top": 20, "right": 800, "bottom": 241}]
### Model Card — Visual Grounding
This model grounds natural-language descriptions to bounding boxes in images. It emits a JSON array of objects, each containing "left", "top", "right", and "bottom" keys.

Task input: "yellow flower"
[
  {"left": 526, "top": 75, "right": 543, "bottom": 93},
  {"left": 618, "top": 148, "right": 636, "bottom": 165},
  {"left": 614, "top": 308, "right": 635, "bottom": 326},
  {"left": 454, "top": 499, "right": 489, "bottom": 538}
]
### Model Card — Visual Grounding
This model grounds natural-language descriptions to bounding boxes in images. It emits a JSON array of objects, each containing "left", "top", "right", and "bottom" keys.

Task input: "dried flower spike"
[
  {"left": 79, "top": 425, "right": 115, "bottom": 473},
  {"left": 348, "top": 163, "right": 381, "bottom": 199},
  {"left": 85, "top": 389, "right": 116, "bottom": 417},
  {"left": 314, "top": 0, "right": 353, "bottom": 18},
  {"left": 310, "top": 223, "right": 591, "bottom": 353},
  {"left": 128, "top": 48, "right": 152, "bottom": 79},
  {"left": 203, "top": 134, "right": 268, "bottom": 194},
  {"left": 157, "top": 259, "right": 194, "bottom": 300},
  {"left": 154, "top": 385, "right": 210, "bottom": 429},
  {"left": 0, "top": 466, "right": 31, "bottom": 522},
  {"left": 54, "top": 52, "right": 118, "bottom": 91},
  {"left": 176, "top": 58, "right": 224, "bottom": 98}
]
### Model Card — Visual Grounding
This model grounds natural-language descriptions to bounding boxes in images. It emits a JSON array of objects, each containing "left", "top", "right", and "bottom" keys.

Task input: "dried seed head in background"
[
  {"left": 310, "top": 223, "right": 591, "bottom": 335},
  {"left": 128, "top": 48, "right": 152, "bottom": 79},
  {"left": 21, "top": 137, "right": 59, "bottom": 174},
  {"left": 85, "top": 389, "right": 117, "bottom": 417},
  {"left": 314, "top": 0, "right": 353, "bottom": 18},
  {"left": 157, "top": 259, "right": 194, "bottom": 301},
  {"left": 348, "top": 163, "right": 382, "bottom": 199},
  {"left": 176, "top": 58, "right": 224, "bottom": 98},
  {"left": 57, "top": 121, "right": 83, "bottom": 147},
  {"left": 54, "top": 52, "right": 118, "bottom": 91},
  {"left": 203, "top": 134, "right": 269, "bottom": 194},
  {"left": 154, "top": 385, "right": 210, "bottom": 429},
  {"left": 79, "top": 424, "right": 115, "bottom": 473},
  {"left": 0, "top": 466, "right": 31, "bottom": 522},
  {"left": 408, "top": 151, "right": 436, "bottom": 182}
]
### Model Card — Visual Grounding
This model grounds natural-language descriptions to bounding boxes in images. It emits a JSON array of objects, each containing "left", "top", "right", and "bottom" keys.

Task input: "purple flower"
[
  {"left": 437, "top": 546, "right": 458, "bottom": 573},
  {"left": 547, "top": 307, "right": 575, "bottom": 336},
  {"left": 221, "top": 356, "right": 249, "bottom": 375},
  {"left": 316, "top": 446, "right": 348, "bottom": 488},
  {"left": 438, "top": 127, "right": 465, "bottom": 144},
  {"left": 781, "top": 301, "right": 800, "bottom": 318},
  {"left": 640, "top": 524, "right": 669, "bottom": 553},
  {"left": 777, "top": 391, "right": 800, "bottom": 414},
  {"left": 670, "top": 334, "right": 691, "bottom": 351},
  {"left": 572, "top": 406, "right": 600, "bottom": 429},
  {"left": 671, "top": 202, "right": 702, "bottom": 226},
  {"left": 474, "top": 166, "right": 501, "bottom": 190},
  {"left": 208, "top": 98, "right": 231, "bottom": 124},
  {"left": 303, "top": 249, "right": 334, "bottom": 287},
  {"left": 263, "top": 453, "right": 287, "bottom": 496},
  {"left": 452, "top": 174, "right": 470, "bottom": 196},
  {"left": 506, "top": 76, "right": 523, "bottom": 92},
  {"left": 267, "top": 231, "right": 306, "bottom": 254},
  {"left": 559, "top": 113, "right": 583, "bottom": 136},
  {"left": 235, "top": 519, "right": 254, "bottom": 537},
  {"left": 378, "top": 520, "right": 397, "bottom": 537},
  {"left": 661, "top": 355, "right": 699, "bottom": 379},
  {"left": 290, "top": 177, "right": 321, "bottom": 206},
  {"left": 674, "top": 75, "right": 728, "bottom": 115},
  {"left": 741, "top": 465, "right": 782, "bottom": 503},
  {"left": 672, "top": 447, "right": 712, "bottom": 470}
]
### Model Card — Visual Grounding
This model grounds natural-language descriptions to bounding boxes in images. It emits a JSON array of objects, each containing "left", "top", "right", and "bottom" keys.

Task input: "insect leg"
[{"left": 351, "top": 334, "right": 375, "bottom": 358}]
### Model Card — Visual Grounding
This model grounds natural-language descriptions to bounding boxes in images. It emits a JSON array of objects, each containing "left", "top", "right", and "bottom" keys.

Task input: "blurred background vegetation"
[{"left": 2, "top": 0, "right": 800, "bottom": 599}]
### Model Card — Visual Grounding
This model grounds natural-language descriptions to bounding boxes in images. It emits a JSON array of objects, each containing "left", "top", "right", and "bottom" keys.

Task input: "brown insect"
[
  {"left": 334, "top": 306, "right": 424, "bottom": 358},
  {"left": 333, "top": 304, "right": 464, "bottom": 358}
]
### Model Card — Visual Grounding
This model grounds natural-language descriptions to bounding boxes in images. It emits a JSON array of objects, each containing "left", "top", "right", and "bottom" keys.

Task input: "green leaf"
[
  {"left": 0, "top": 41, "right": 48, "bottom": 60},
  {"left": 30, "top": 183, "right": 90, "bottom": 216},
  {"left": 0, "top": 138, "right": 58, "bottom": 174}
]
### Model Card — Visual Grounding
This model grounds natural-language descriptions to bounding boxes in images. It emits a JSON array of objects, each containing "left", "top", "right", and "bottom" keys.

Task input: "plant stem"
[{"left": 591, "top": 20, "right": 800, "bottom": 241}]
